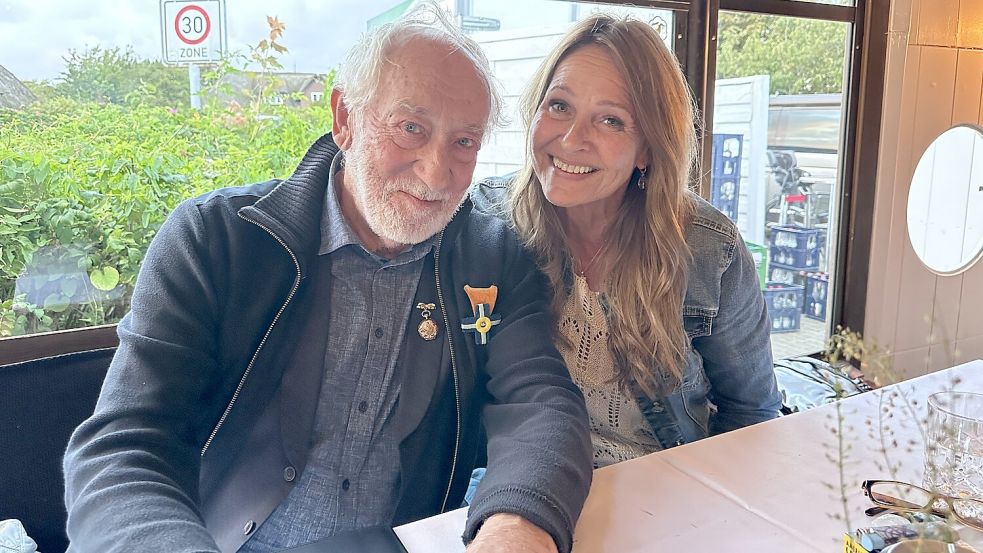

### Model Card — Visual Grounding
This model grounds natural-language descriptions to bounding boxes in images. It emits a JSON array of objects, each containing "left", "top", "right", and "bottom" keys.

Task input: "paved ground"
[{"left": 771, "top": 315, "right": 827, "bottom": 361}]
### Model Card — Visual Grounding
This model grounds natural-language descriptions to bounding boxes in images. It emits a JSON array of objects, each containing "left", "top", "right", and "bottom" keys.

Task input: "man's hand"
[{"left": 466, "top": 513, "right": 559, "bottom": 553}]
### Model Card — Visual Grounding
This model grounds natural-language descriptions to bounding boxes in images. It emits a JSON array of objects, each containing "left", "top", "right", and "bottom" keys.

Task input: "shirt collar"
[
  {"left": 319, "top": 151, "right": 361, "bottom": 256},
  {"left": 318, "top": 151, "right": 436, "bottom": 262}
]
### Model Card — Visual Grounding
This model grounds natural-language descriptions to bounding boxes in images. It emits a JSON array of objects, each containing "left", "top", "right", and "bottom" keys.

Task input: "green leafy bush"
[
  {"left": 716, "top": 12, "right": 847, "bottom": 95},
  {"left": 0, "top": 95, "right": 332, "bottom": 336},
  {"left": 56, "top": 46, "right": 191, "bottom": 107}
]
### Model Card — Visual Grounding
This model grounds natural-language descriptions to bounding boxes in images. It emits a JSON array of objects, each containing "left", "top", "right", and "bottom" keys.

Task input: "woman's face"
[{"left": 531, "top": 45, "right": 647, "bottom": 214}]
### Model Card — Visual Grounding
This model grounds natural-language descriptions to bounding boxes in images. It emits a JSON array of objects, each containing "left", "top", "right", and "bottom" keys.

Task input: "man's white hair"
[{"left": 333, "top": 1, "right": 504, "bottom": 137}]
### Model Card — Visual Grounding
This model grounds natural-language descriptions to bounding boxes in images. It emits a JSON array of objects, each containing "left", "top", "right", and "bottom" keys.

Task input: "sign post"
[{"left": 160, "top": 0, "right": 227, "bottom": 109}]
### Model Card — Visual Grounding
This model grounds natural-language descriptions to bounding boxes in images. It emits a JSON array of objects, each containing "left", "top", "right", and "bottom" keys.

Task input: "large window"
[
  {"left": 1, "top": 0, "right": 869, "bottom": 364},
  {"left": 710, "top": 9, "right": 852, "bottom": 359},
  {"left": 1, "top": 0, "right": 346, "bottom": 340},
  {"left": 0, "top": 0, "right": 674, "bottom": 342}
]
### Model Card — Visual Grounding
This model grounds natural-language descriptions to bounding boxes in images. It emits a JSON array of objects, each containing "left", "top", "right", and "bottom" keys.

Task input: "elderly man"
[{"left": 62, "top": 8, "right": 591, "bottom": 553}]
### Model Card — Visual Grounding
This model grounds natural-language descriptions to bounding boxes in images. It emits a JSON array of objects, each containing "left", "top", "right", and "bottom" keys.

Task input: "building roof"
[
  {"left": 0, "top": 65, "right": 37, "bottom": 110},
  {"left": 214, "top": 71, "right": 325, "bottom": 104}
]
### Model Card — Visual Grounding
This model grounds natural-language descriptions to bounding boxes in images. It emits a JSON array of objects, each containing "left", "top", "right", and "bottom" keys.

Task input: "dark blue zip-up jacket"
[{"left": 63, "top": 134, "right": 592, "bottom": 553}]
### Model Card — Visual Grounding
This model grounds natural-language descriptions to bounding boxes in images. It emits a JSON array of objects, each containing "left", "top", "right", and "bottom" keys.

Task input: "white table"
[{"left": 394, "top": 359, "right": 983, "bottom": 552}]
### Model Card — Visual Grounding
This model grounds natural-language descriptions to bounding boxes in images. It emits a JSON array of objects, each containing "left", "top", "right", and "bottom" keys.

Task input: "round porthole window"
[{"left": 906, "top": 124, "right": 983, "bottom": 275}]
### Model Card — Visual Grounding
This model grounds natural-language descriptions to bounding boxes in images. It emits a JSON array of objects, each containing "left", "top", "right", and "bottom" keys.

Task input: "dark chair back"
[{"left": 0, "top": 348, "right": 114, "bottom": 553}]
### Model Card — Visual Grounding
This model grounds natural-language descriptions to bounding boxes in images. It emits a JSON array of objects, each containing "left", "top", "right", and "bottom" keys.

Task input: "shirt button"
[
  {"left": 342, "top": 478, "right": 351, "bottom": 491},
  {"left": 283, "top": 466, "right": 296, "bottom": 482},
  {"left": 374, "top": 327, "right": 384, "bottom": 339},
  {"left": 243, "top": 520, "right": 256, "bottom": 535},
  {"left": 358, "top": 400, "right": 368, "bottom": 413}
]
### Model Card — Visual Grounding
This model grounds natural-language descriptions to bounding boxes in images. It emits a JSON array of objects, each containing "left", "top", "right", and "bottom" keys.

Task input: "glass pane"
[
  {"left": 466, "top": 1, "right": 675, "bottom": 181},
  {"left": 1, "top": 0, "right": 674, "bottom": 339},
  {"left": 712, "top": 11, "right": 851, "bottom": 359},
  {"left": 0, "top": 1, "right": 373, "bottom": 337}
]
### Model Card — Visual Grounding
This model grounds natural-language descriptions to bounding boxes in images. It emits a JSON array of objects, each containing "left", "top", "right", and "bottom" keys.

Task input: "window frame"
[
  {"left": 0, "top": 0, "right": 887, "bottom": 364},
  {"left": 701, "top": 0, "right": 884, "bottom": 344}
]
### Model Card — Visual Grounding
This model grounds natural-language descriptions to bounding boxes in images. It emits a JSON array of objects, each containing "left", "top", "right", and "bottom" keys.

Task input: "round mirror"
[{"left": 906, "top": 124, "right": 983, "bottom": 275}]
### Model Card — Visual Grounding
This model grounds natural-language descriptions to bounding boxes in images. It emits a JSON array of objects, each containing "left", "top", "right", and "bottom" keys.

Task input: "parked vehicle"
[
  {"left": 766, "top": 149, "right": 829, "bottom": 229},
  {"left": 765, "top": 93, "right": 842, "bottom": 230}
]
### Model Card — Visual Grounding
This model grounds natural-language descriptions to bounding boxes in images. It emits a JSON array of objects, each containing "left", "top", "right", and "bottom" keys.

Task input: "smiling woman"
[
  {"left": 488, "top": 13, "right": 784, "bottom": 470},
  {"left": 531, "top": 45, "right": 648, "bottom": 222}
]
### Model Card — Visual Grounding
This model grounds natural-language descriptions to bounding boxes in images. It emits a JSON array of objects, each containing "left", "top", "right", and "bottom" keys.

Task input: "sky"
[{"left": 0, "top": 0, "right": 394, "bottom": 81}]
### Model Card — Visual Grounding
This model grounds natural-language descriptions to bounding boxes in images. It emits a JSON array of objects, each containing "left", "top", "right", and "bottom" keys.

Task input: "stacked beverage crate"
[
  {"left": 804, "top": 272, "right": 829, "bottom": 321},
  {"left": 768, "top": 225, "right": 825, "bottom": 272},
  {"left": 765, "top": 225, "right": 826, "bottom": 331},
  {"left": 710, "top": 134, "right": 743, "bottom": 222},
  {"left": 767, "top": 268, "right": 829, "bottom": 322},
  {"left": 762, "top": 282, "right": 804, "bottom": 333},
  {"left": 767, "top": 265, "right": 806, "bottom": 287}
]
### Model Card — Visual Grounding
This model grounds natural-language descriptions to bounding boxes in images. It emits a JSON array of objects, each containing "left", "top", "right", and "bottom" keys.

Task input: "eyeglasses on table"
[{"left": 862, "top": 479, "right": 983, "bottom": 531}]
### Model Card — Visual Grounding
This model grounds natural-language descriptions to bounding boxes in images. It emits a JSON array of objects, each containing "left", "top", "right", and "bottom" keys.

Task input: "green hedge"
[{"left": 0, "top": 96, "right": 331, "bottom": 336}]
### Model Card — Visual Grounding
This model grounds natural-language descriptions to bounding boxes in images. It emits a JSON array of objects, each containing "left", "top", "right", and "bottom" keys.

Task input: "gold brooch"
[{"left": 416, "top": 302, "right": 439, "bottom": 341}]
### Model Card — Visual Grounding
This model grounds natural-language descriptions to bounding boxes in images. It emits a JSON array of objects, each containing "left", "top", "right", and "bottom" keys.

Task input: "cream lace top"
[{"left": 556, "top": 274, "right": 662, "bottom": 468}]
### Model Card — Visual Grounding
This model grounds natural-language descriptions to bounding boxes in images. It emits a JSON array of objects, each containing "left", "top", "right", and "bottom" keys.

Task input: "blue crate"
[
  {"left": 769, "top": 245, "right": 823, "bottom": 271},
  {"left": 769, "top": 225, "right": 825, "bottom": 250},
  {"left": 804, "top": 272, "right": 829, "bottom": 321},
  {"left": 712, "top": 133, "right": 743, "bottom": 178},
  {"left": 763, "top": 282, "right": 803, "bottom": 333},
  {"left": 711, "top": 175, "right": 739, "bottom": 222},
  {"left": 767, "top": 265, "right": 806, "bottom": 287}
]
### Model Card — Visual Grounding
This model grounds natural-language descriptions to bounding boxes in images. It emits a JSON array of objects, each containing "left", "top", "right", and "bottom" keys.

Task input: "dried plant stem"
[{"left": 835, "top": 401, "right": 852, "bottom": 531}]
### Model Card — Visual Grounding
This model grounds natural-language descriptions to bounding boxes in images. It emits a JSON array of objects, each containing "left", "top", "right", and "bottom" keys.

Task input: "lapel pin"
[
  {"left": 416, "top": 302, "right": 439, "bottom": 341},
  {"left": 461, "top": 285, "right": 501, "bottom": 345}
]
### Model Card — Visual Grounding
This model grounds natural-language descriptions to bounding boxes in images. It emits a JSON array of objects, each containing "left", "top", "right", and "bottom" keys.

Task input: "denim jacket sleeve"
[{"left": 687, "top": 208, "right": 783, "bottom": 436}]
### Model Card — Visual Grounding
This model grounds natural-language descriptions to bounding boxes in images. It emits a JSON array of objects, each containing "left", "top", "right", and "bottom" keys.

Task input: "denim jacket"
[{"left": 472, "top": 177, "right": 782, "bottom": 449}]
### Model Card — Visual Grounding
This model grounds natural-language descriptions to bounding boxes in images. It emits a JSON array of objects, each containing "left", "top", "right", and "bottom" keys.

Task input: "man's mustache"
[{"left": 387, "top": 179, "right": 454, "bottom": 203}]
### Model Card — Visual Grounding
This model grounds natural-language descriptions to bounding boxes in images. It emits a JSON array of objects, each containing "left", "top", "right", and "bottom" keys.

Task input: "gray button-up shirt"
[{"left": 241, "top": 153, "right": 435, "bottom": 551}]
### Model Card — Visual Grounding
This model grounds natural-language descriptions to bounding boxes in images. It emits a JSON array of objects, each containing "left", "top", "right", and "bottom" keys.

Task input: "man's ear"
[{"left": 331, "top": 88, "right": 353, "bottom": 150}]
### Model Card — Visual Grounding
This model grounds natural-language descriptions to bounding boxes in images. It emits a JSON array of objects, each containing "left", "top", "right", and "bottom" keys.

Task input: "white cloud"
[{"left": 0, "top": 0, "right": 390, "bottom": 81}]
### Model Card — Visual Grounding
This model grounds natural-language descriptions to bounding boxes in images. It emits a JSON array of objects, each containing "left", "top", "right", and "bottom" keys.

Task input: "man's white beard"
[{"left": 344, "top": 140, "right": 465, "bottom": 246}]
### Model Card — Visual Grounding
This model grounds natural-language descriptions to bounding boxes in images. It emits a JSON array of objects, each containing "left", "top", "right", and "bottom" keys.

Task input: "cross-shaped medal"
[{"left": 461, "top": 303, "right": 501, "bottom": 345}]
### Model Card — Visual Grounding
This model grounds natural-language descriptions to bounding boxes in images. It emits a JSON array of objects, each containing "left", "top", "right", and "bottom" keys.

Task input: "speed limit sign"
[{"left": 160, "top": 0, "right": 226, "bottom": 64}]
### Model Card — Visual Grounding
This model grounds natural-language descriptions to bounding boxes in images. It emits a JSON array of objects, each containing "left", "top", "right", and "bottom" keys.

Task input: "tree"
[
  {"left": 716, "top": 13, "right": 847, "bottom": 95},
  {"left": 55, "top": 46, "right": 190, "bottom": 107}
]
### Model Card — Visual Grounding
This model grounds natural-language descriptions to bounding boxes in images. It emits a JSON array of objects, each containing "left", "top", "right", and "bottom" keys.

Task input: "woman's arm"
[{"left": 694, "top": 240, "right": 783, "bottom": 435}]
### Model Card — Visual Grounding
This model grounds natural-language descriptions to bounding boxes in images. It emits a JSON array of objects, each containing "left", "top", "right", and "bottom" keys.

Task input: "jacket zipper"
[
  {"left": 434, "top": 229, "right": 462, "bottom": 513},
  {"left": 200, "top": 214, "right": 302, "bottom": 456}
]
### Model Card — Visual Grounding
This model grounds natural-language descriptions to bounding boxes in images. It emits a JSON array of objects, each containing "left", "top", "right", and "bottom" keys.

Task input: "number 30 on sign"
[{"left": 160, "top": 0, "right": 227, "bottom": 65}]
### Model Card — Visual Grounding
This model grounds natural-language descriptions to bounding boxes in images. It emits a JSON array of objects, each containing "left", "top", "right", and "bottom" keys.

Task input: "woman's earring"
[{"left": 637, "top": 166, "right": 648, "bottom": 190}]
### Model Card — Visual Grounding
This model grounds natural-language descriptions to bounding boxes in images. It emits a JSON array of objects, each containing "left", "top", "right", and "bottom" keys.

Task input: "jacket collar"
[{"left": 238, "top": 133, "right": 340, "bottom": 269}]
